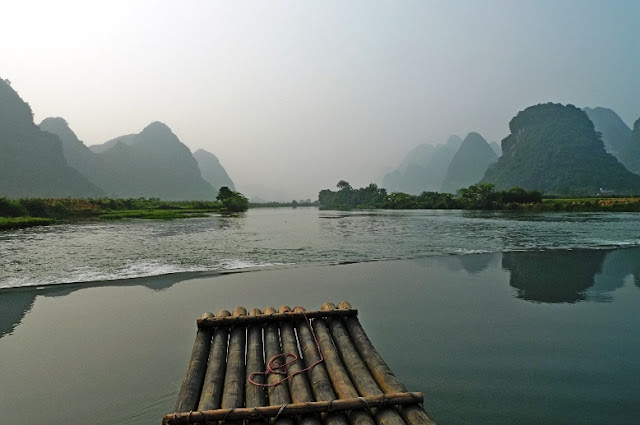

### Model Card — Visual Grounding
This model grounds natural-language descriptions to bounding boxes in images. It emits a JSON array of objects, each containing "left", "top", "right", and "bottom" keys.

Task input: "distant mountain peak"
[
  {"left": 40, "top": 116, "right": 68, "bottom": 126},
  {"left": 440, "top": 132, "right": 497, "bottom": 193},
  {"left": 583, "top": 106, "right": 632, "bottom": 158},
  {"left": 621, "top": 117, "right": 640, "bottom": 174},
  {"left": 446, "top": 135, "right": 463, "bottom": 145},
  {"left": 194, "top": 148, "right": 220, "bottom": 162},
  {"left": 39, "top": 116, "right": 90, "bottom": 157},
  {"left": 0, "top": 83, "right": 103, "bottom": 198},
  {"left": 463, "top": 132, "right": 486, "bottom": 144},
  {"left": 142, "top": 121, "right": 172, "bottom": 133},
  {"left": 482, "top": 103, "right": 640, "bottom": 195},
  {"left": 193, "top": 148, "right": 235, "bottom": 192},
  {"left": 381, "top": 135, "right": 463, "bottom": 194}
]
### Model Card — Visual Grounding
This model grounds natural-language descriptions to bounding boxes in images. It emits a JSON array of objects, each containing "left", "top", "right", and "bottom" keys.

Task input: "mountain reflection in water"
[
  {"left": 0, "top": 272, "right": 206, "bottom": 338},
  {"left": 2, "top": 247, "right": 639, "bottom": 340},
  {"left": 502, "top": 248, "right": 640, "bottom": 303}
]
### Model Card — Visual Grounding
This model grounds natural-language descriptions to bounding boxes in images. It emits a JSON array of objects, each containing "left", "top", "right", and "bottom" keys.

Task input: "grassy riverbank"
[
  {"left": 0, "top": 217, "right": 56, "bottom": 230},
  {"left": 0, "top": 197, "right": 227, "bottom": 230},
  {"left": 526, "top": 197, "right": 640, "bottom": 212}
]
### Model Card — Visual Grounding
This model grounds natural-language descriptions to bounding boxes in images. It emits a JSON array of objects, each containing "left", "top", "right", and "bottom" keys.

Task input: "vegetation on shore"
[
  {"left": 250, "top": 200, "right": 318, "bottom": 208},
  {"left": 0, "top": 217, "right": 56, "bottom": 230},
  {"left": 0, "top": 187, "right": 248, "bottom": 230},
  {"left": 529, "top": 197, "right": 640, "bottom": 212},
  {"left": 319, "top": 181, "right": 640, "bottom": 212}
]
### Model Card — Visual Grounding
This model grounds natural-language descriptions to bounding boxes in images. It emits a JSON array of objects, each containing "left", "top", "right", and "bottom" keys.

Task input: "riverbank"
[
  {"left": 529, "top": 196, "right": 640, "bottom": 211},
  {"left": 0, "top": 216, "right": 55, "bottom": 230},
  {"left": 1, "top": 250, "right": 638, "bottom": 425},
  {"left": 318, "top": 182, "right": 640, "bottom": 212},
  {"left": 4, "top": 193, "right": 640, "bottom": 231},
  {"left": 0, "top": 197, "right": 232, "bottom": 230}
]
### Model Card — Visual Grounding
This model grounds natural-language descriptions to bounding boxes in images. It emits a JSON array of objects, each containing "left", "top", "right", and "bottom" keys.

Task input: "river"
[{"left": 0, "top": 208, "right": 639, "bottom": 424}]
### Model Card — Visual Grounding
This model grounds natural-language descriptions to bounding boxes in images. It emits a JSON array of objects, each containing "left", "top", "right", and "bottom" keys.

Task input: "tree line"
[{"left": 318, "top": 181, "right": 542, "bottom": 210}]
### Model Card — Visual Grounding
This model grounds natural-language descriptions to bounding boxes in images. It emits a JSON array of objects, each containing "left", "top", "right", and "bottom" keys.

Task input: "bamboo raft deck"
[{"left": 165, "top": 301, "right": 436, "bottom": 425}]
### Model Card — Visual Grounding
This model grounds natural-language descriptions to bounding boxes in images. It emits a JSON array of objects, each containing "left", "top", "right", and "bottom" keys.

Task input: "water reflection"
[
  {"left": 587, "top": 248, "right": 640, "bottom": 301},
  {"left": 0, "top": 272, "right": 207, "bottom": 338},
  {"left": 456, "top": 253, "right": 494, "bottom": 274},
  {"left": 0, "top": 290, "right": 36, "bottom": 338},
  {"left": 502, "top": 247, "right": 640, "bottom": 303},
  {"left": 3, "top": 247, "right": 640, "bottom": 339}
]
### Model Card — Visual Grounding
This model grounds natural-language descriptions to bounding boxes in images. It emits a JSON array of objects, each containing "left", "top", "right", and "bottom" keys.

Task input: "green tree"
[
  {"left": 458, "top": 183, "right": 503, "bottom": 209},
  {"left": 222, "top": 192, "right": 248, "bottom": 212},
  {"left": 336, "top": 180, "right": 352, "bottom": 190},
  {"left": 217, "top": 186, "right": 234, "bottom": 201}
]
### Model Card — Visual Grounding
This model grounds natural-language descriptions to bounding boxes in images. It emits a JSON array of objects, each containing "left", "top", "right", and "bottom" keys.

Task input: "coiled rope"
[{"left": 248, "top": 307, "right": 324, "bottom": 387}]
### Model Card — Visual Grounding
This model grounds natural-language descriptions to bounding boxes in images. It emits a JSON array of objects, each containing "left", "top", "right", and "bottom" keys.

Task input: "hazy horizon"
[{"left": 2, "top": 0, "right": 639, "bottom": 199}]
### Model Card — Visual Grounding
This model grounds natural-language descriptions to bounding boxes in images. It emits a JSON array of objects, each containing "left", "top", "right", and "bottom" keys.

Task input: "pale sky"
[{"left": 1, "top": 0, "right": 639, "bottom": 200}]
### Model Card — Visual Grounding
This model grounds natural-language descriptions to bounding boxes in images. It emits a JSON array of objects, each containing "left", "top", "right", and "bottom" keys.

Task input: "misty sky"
[{"left": 2, "top": 0, "right": 639, "bottom": 199}]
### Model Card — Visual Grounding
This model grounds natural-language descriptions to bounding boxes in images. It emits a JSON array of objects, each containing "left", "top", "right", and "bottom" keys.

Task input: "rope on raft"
[{"left": 248, "top": 307, "right": 324, "bottom": 387}]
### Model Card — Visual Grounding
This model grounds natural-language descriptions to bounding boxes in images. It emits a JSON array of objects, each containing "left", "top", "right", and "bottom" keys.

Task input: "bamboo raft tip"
[
  {"left": 170, "top": 301, "right": 436, "bottom": 425},
  {"left": 278, "top": 305, "right": 292, "bottom": 313},
  {"left": 232, "top": 306, "right": 247, "bottom": 317}
]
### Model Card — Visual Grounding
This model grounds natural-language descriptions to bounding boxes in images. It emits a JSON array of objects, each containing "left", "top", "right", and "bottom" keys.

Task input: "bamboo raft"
[{"left": 165, "top": 301, "right": 436, "bottom": 425}]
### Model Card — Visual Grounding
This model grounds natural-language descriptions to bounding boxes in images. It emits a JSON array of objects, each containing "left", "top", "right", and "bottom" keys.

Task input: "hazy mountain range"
[
  {"left": 482, "top": 103, "right": 640, "bottom": 195},
  {"left": 193, "top": 149, "right": 235, "bottom": 193},
  {"left": 383, "top": 104, "right": 640, "bottom": 196},
  {"left": 382, "top": 135, "right": 463, "bottom": 194},
  {"left": 0, "top": 78, "right": 104, "bottom": 198},
  {"left": 382, "top": 132, "right": 499, "bottom": 194},
  {"left": 4, "top": 74, "right": 640, "bottom": 200},
  {"left": 583, "top": 107, "right": 640, "bottom": 175},
  {"left": 1, "top": 78, "right": 234, "bottom": 200},
  {"left": 626, "top": 118, "right": 640, "bottom": 175},
  {"left": 440, "top": 132, "right": 498, "bottom": 193}
]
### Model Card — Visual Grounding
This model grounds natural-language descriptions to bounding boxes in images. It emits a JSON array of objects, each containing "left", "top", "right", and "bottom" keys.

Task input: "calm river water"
[{"left": 1, "top": 208, "right": 639, "bottom": 425}]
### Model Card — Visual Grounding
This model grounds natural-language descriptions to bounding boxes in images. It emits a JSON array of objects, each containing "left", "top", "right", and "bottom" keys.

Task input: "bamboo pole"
[
  {"left": 197, "top": 310, "right": 231, "bottom": 411},
  {"left": 174, "top": 312, "right": 214, "bottom": 412},
  {"left": 312, "top": 316, "right": 376, "bottom": 425},
  {"left": 246, "top": 308, "right": 268, "bottom": 425},
  {"left": 279, "top": 306, "right": 323, "bottom": 425},
  {"left": 221, "top": 307, "right": 248, "bottom": 425},
  {"left": 293, "top": 307, "right": 350, "bottom": 425},
  {"left": 263, "top": 307, "right": 295, "bottom": 425},
  {"left": 337, "top": 302, "right": 436, "bottom": 425},
  {"left": 321, "top": 304, "right": 405, "bottom": 425},
  {"left": 198, "top": 309, "right": 358, "bottom": 328},
  {"left": 163, "top": 393, "right": 424, "bottom": 425}
]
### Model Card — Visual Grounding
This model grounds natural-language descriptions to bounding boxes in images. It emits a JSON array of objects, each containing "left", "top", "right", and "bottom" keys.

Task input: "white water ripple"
[{"left": 2, "top": 208, "right": 640, "bottom": 288}]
